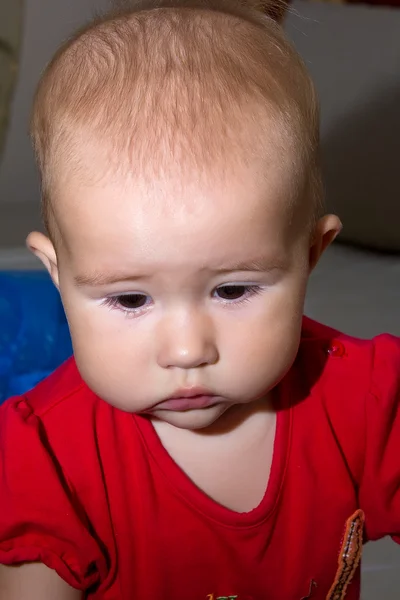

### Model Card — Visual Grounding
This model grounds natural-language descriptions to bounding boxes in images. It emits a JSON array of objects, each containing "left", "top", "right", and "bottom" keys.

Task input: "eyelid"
[
  {"left": 216, "top": 281, "right": 262, "bottom": 287},
  {"left": 213, "top": 283, "right": 264, "bottom": 305},
  {"left": 215, "top": 270, "right": 279, "bottom": 285},
  {"left": 101, "top": 293, "right": 152, "bottom": 318}
]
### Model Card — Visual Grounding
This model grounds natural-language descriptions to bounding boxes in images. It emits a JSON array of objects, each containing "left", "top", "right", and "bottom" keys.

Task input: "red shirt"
[{"left": 0, "top": 318, "right": 399, "bottom": 600}]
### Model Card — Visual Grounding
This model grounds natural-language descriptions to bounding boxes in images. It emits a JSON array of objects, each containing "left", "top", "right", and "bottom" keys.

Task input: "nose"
[{"left": 157, "top": 308, "right": 219, "bottom": 370}]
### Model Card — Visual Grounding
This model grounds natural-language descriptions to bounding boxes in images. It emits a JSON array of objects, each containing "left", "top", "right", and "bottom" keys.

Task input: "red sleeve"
[
  {"left": 359, "top": 334, "right": 400, "bottom": 543},
  {"left": 0, "top": 397, "right": 108, "bottom": 591}
]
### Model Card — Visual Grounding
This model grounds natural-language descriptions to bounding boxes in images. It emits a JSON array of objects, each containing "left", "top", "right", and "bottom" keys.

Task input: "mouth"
[{"left": 153, "top": 388, "right": 222, "bottom": 412}]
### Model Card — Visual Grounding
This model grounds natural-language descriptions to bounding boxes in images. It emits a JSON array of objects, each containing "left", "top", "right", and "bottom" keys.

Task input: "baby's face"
[{"left": 32, "top": 152, "right": 336, "bottom": 430}]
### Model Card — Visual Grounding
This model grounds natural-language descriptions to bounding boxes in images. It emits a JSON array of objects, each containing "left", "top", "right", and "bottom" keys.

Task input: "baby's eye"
[
  {"left": 116, "top": 294, "right": 148, "bottom": 310},
  {"left": 102, "top": 293, "right": 152, "bottom": 317},
  {"left": 216, "top": 285, "right": 248, "bottom": 300},
  {"left": 215, "top": 284, "right": 261, "bottom": 302}
]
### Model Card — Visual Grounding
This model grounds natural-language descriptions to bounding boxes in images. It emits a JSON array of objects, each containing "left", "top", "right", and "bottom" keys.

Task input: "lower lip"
[{"left": 155, "top": 395, "right": 221, "bottom": 411}]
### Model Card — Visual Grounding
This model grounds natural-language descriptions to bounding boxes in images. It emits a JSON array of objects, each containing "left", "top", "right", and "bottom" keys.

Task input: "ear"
[
  {"left": 309, "top": 214, "right": 342, "bottom": 272},
  {"left": 26, "top": 231, "right": 60, "bottom": 289}
]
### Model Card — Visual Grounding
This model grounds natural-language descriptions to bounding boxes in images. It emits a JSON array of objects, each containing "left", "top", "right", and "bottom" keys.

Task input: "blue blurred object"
[{"left": 0, "top": 271, "right": 72, "bottom": 404}]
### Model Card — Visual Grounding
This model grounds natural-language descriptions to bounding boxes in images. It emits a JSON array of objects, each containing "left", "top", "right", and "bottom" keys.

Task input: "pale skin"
[{"left": 0, "top": 141, "right": 341, "bottom": 598}]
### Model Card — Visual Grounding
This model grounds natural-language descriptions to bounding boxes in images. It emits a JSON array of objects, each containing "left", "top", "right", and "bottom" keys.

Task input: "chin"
[{"left": 152, "top": 403, "right": 231, "bottom": 430}]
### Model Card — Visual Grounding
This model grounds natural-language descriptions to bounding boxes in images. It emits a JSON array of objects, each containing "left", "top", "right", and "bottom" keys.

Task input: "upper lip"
[{"left": 168, "top": 387, "right": 215, "bottom": 399}]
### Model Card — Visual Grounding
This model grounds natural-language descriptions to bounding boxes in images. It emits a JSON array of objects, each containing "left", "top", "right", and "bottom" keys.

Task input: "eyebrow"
[
  {"left": 212, "top": 258, "right": 283, "bottom": 275},
  {"left": 74, "top": 272, "right": 149, "bottom": 287},
  {"left": 74, "top": 258, "right": 282, "bottom": 287}
]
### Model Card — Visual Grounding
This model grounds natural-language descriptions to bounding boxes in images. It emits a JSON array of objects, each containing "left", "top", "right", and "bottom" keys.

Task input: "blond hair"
[{"left": 30, "top": 0, "right": 322, "bottom": 235}]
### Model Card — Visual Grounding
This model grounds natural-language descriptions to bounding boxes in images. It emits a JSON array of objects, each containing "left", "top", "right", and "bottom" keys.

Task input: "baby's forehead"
[
  {"left": 54, "top": 144, "right": 305, "bottom": 268},
  {"left": 57, "top": 172, "right": 302, "bottom": 282}
]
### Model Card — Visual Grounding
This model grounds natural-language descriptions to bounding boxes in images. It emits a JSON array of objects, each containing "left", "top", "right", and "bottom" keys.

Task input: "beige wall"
[{"left": 0, "top": 0, "right": 108, "bottom": 209}]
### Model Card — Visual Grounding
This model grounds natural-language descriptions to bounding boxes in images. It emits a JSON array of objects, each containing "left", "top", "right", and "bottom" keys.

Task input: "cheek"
[
  {"left": 230, "top": 315, "right": 302, "bottom": 400},
  {"left": 60, "top": 292, "right": 149, "bottom": 373},
  {"left": 233, "top": 312, "right": 302, "bottom": 366},
  {"left": 65, "top": 307, "right": 153, "bottom": 410},
  {"left": 227, "top": 279, "right": 306, "bottom": 371},
  {"left": 246, "top": 274, "right": 307, "bottom": 327}
]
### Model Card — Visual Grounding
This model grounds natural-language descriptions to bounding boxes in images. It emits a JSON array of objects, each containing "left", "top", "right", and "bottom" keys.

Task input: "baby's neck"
[{"left": 152, "top": 395, "right": 277, "bottom": 512}]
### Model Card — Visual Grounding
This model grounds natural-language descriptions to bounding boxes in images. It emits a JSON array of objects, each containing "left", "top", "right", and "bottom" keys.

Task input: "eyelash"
[
  {"left": 214, "top": 284, "right": 263, "bottom": 305},
  {"left": 102, "top": 284, "right": 264, "bottom": 318}
]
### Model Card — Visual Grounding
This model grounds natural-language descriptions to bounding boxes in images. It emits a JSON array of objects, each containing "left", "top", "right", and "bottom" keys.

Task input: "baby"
[{"left": 0, "top": 0, "right": 399, "bottom": 598}]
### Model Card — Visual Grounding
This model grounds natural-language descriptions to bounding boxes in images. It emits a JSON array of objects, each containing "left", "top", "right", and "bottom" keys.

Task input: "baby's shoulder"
[
  {"left": 295, "top": 318, "right": 400, "bottom": 485},
  {"left": 301, "top": 316, "right": 400, "bottom": 386},
  {"left": 301, "top": 316, "right": 400, "bottom": 434},
  {"left": 25, "top": 357, "right": 87, "bottom": 413},
  {"left": 297, "top": 317, "right": 400, "bottom": 431},
  {"left": 0, "top": 357, "right": 98, "bottom": 438},
  {"left": 0, "top": 358, "right": 121, "bottom": 509}
]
